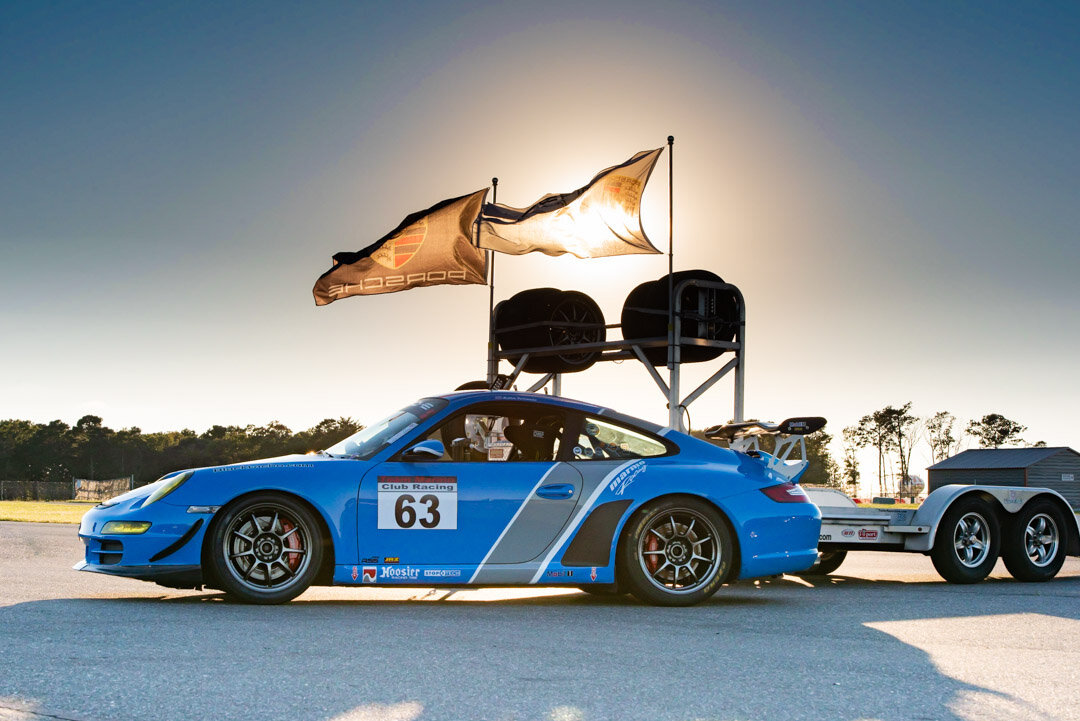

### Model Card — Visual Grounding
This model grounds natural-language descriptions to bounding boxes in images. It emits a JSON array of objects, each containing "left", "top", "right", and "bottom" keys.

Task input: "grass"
[{"left": 0, "top": 500, "right": 95, "bottom": 524}]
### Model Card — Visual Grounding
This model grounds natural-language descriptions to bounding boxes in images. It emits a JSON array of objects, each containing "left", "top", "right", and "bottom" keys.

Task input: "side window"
[
  {"left": 413, "top": 406, "right": 566, "bottom": 463},
  {"left": 572, "top": 417, "right": 667, "bottom": 461}
]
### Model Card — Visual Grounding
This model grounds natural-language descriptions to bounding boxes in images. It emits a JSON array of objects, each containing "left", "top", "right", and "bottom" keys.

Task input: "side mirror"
[{"left": 400, "top": 440, "right": 445, "bottom": 462}]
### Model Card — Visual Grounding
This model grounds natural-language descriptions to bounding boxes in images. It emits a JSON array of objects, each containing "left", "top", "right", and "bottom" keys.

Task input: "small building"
[{"left": 927, "top": 447, "right": 1080, "bottom": 509}]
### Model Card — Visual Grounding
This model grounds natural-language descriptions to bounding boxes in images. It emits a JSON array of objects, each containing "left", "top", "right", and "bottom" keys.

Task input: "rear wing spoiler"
[
  {"left": 703, "top": 417, "right": 827, "bottom": 441},
  {"left": 703, "top": 417, "right": 827, "bottom": 483}
]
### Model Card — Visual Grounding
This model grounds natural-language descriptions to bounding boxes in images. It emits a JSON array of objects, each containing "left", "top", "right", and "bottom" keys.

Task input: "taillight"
[{"left": 760, "top": 482, "right": 811, "bottom": 503}]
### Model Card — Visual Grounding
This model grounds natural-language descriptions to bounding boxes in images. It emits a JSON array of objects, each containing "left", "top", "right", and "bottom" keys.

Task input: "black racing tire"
[
  {"left": 796, "top": 550, "right": 847, "bottom": 577},
  {"left": 455, "top": 380, "right": 491, "bottom": 391},
  {"left": 540, "top": 290, "right": 605, "bottom": 373},
  {"left": 207, "top": 493, "right": 324, "bottom": 604},
  {"left": 617, "top": 495, "right": 733, "bottom": 606},
  {"left": 1001, "top": 499, "right": 1068, "bottom": 582},
  {"left": 930, "top": 496, "right": 1000, "bottom": 584},
  {"left": 494, "top": 288, "right": 605, "bottom": 374},
  {"left": 620, "top": 270, "right": 737, "bottom": 365}
]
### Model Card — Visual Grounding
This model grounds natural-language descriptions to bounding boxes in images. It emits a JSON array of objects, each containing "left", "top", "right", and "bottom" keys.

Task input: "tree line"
[
  {"left": 700, "top": 409, "right": 1038, "bottom": 498},
  {"left": 0, "top": 415, "right": 362, "bottom": 486},
  {"left": 0, "top": 408, "right": 1039, "bottom": 498},
  {"left": 840, "top": 407, "right": 1035, "bottom": 497}
]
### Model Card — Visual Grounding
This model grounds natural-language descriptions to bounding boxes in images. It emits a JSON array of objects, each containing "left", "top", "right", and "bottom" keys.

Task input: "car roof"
[{"left": 437, "top": 390, "right": 668, "bottom": 436}]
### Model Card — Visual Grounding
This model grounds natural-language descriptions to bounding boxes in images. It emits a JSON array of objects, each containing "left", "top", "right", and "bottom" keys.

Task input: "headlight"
[
  {"left": 143, "top": 471, "right": 194, "bottom": 507},
  {"left": 101, "top": 521, "right": 152, "bottom": 534}
]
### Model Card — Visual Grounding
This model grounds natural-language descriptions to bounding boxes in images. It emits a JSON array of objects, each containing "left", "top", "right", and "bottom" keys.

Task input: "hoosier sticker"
[{"left": 377, "top": 476, "right": 458, "bottom": 530}]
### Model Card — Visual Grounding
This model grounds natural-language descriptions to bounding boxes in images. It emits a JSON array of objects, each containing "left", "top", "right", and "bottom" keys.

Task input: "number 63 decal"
[
  {"left": 377, "top": 479, "right": 458, "bottom": 530},
  {"left": 394, "top": 493, "right": 440, "bottom": 529}
]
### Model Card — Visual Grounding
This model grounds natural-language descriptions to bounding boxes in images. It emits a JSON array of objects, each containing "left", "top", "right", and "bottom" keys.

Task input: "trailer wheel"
[
  {"left": 930, "top": 496, "right": 1000, "bottom": 584},
  {"left": 797, "top": 550, "right": 847, "bottom": 576},
  {"left": 1001, "top": 499, "right": 1067, "bottom": 582}
]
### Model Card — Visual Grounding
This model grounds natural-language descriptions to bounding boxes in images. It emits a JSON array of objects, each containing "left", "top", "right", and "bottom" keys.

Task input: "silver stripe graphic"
[
  {"left": 467, "top": 464, "right": 560, "bottom": 584},
  {"left": 529, "top": 460, "right": 636, "bottom": 584}
]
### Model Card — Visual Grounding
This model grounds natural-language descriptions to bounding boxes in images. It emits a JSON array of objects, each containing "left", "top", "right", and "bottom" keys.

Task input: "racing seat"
[{"left": 504, "top": 417, "right": 561, "bottom": 462}]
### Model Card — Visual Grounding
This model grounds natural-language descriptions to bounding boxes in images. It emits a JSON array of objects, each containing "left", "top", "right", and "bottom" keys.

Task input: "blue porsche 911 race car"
[{"left": 76, "top": 391, "right": 822, "bottom": 606}]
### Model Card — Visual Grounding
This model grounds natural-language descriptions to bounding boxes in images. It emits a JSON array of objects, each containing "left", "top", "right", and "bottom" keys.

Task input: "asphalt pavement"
[{"left": 2, "top": 520, "right": 1079, "bottom": 721}]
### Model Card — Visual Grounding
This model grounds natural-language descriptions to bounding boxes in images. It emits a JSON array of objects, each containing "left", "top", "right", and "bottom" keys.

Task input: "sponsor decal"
[
  {"left": 423, "top": 569, "right": 462, "bottom": 578},
  {"left": 377, "top": 476, "right": 458, "bottom": 530},
  {"left": 351, "top": 566, "right": 358, "bottom": 581},
  {"left": 841, "top": 529, "right": 856, "bottom": 538},
  {"left": 819, "top": 534, "right": 832, "bottom": 542},
  {"left": 608, "top": 460, "right": 646, "bottom": 496},
  {"left": 361, "top": 566, "right": 377, "bottom": 583},
  {"left": 383, "top": 557, "right": 400, "bottom": 564},
  {"left": 590, "top": 567, "right": 597, "bottom": 582},
  {"left": 213, "top": 463, "right": 314, "bottom": 473},
  {"left": 361, "top": 556, "right": 379, "bottom": 564},
  {"left": 380, "top": 566, "right": 421, "bottom": 581},
  {"left": 858, "top": 529, "right": 878, "bottom": 540},
  {"left": 546, "top": 570, "right": 574, "bottom": 578}
]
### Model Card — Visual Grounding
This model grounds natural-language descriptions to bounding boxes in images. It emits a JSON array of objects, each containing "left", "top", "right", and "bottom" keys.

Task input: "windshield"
[{"left": 324, "top": 398, "right": 448, "bottom": 460}]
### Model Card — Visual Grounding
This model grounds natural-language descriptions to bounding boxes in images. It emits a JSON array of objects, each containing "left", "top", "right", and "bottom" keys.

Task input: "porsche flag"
[
  {"left": 313, "top": 189, "right": 488, "bottom": 305},
  {"left": 479, "top": 148, "right": 663, "bottom": 258}
]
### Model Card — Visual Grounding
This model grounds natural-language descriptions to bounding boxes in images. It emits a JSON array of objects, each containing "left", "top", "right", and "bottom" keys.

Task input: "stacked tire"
[
  {"left": 494, "top": 288, "right": 606, "bottom": 374},
  {"left": 621, "top": 269, "right": 740, "bottom": 366}
]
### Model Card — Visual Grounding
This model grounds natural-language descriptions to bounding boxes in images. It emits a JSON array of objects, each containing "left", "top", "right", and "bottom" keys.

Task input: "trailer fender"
[{"left": 906, "top": 484, "right": 1080, "bottom": 554}]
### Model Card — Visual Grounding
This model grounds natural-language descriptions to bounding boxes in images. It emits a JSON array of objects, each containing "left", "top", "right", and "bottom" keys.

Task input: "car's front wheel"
[
  {"left": 618, "top": 496, "right": 733, "bottom": 606},
  {"left": 207, "top": 493, "right": 323, "bottom": 604}
]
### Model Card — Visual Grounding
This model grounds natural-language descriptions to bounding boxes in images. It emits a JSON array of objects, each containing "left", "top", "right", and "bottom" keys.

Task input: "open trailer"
[{"left": 705, "top": 418, "right": 1080, "bottom": 584}]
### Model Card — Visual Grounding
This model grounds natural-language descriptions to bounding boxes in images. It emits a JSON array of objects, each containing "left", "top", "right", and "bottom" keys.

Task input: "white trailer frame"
[
  {"left": 811, "top": 485, "right": 1079, "bottom": 555},
  {"left": 715, "top": 423, "right": 1080, "bottom": 583}
]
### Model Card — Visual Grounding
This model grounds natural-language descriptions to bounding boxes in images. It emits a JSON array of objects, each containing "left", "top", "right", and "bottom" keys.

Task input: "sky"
[{"left": 2, "top": 1, "right": 1078, "bottom": 486}]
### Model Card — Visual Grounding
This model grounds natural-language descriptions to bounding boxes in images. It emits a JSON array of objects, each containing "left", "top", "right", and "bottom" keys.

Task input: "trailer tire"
[
  {"left": 797, "top": 550, "right": 847, "bottom": 576},
  {"left": 1001, "top": 499, "right": 1067, "bottom": 582},
  {"left": 930, "top": 496, "right": 1000, "bottom": 584}
]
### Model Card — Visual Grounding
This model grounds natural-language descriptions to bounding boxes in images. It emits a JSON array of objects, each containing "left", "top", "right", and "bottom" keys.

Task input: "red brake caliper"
[
  {"left": 282, "top": 519, "right": 301, "bottom": 570},
  {"left": 645, "top": 534, "right": 660, "bottom": 573}
]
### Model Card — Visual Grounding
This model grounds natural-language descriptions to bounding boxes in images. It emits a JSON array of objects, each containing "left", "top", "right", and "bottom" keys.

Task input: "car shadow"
[{"left": 2, "top": 574, "right": 1075, "bottom": 721}]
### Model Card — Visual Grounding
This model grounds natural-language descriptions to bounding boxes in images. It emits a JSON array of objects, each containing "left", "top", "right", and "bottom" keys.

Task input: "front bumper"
[{"left": 76, "top": 499, "right": 214, "bottom": 588}]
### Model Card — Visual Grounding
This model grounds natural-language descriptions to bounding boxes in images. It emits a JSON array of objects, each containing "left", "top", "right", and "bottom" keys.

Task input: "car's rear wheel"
[
  {"left": 618, "top": 496, "right": 733, "bottom": 606},
  {"left": 207, "top": 493, "right": 323, "bottom": 604}
]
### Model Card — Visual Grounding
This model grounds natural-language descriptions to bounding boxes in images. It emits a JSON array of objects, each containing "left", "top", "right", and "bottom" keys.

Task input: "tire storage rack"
[{"left": 489, "top": 272, "right": 745, "bottom": 432}]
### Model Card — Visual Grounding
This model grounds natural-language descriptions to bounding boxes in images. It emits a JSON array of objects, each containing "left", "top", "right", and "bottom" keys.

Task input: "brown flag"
[
  {"left": 479, "top": 148, "right": 662, "bottom": 258},
  {"left": 313, "top": 189, "right": 488, "bottom": 306}
]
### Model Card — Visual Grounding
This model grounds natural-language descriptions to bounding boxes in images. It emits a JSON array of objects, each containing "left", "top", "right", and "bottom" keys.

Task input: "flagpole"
[
  {"left": 486, "top": 177, "right": 499, "bottom": 387},
  {"left": 666, "top": 135, "right": 678, "bottom": 429}
]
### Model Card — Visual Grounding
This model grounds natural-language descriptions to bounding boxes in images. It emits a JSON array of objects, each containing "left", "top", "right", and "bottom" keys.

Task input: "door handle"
[{"left": 536, "top": 483, "right": 575, "bottom": 500}]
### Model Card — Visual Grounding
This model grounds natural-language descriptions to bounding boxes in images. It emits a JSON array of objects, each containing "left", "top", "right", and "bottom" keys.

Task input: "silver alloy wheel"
[
  {"left": 223, "top": 504, "right": 312, "bottom": 592},
  {"left": 1023, "top": 512, "right": 1059, "bottom": 567},
  {"left": 637, "top": 508, "right": 720, "bottom": 594},
  {"left": 952, "top": 511, "right": 991, "bottom": 568}
]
